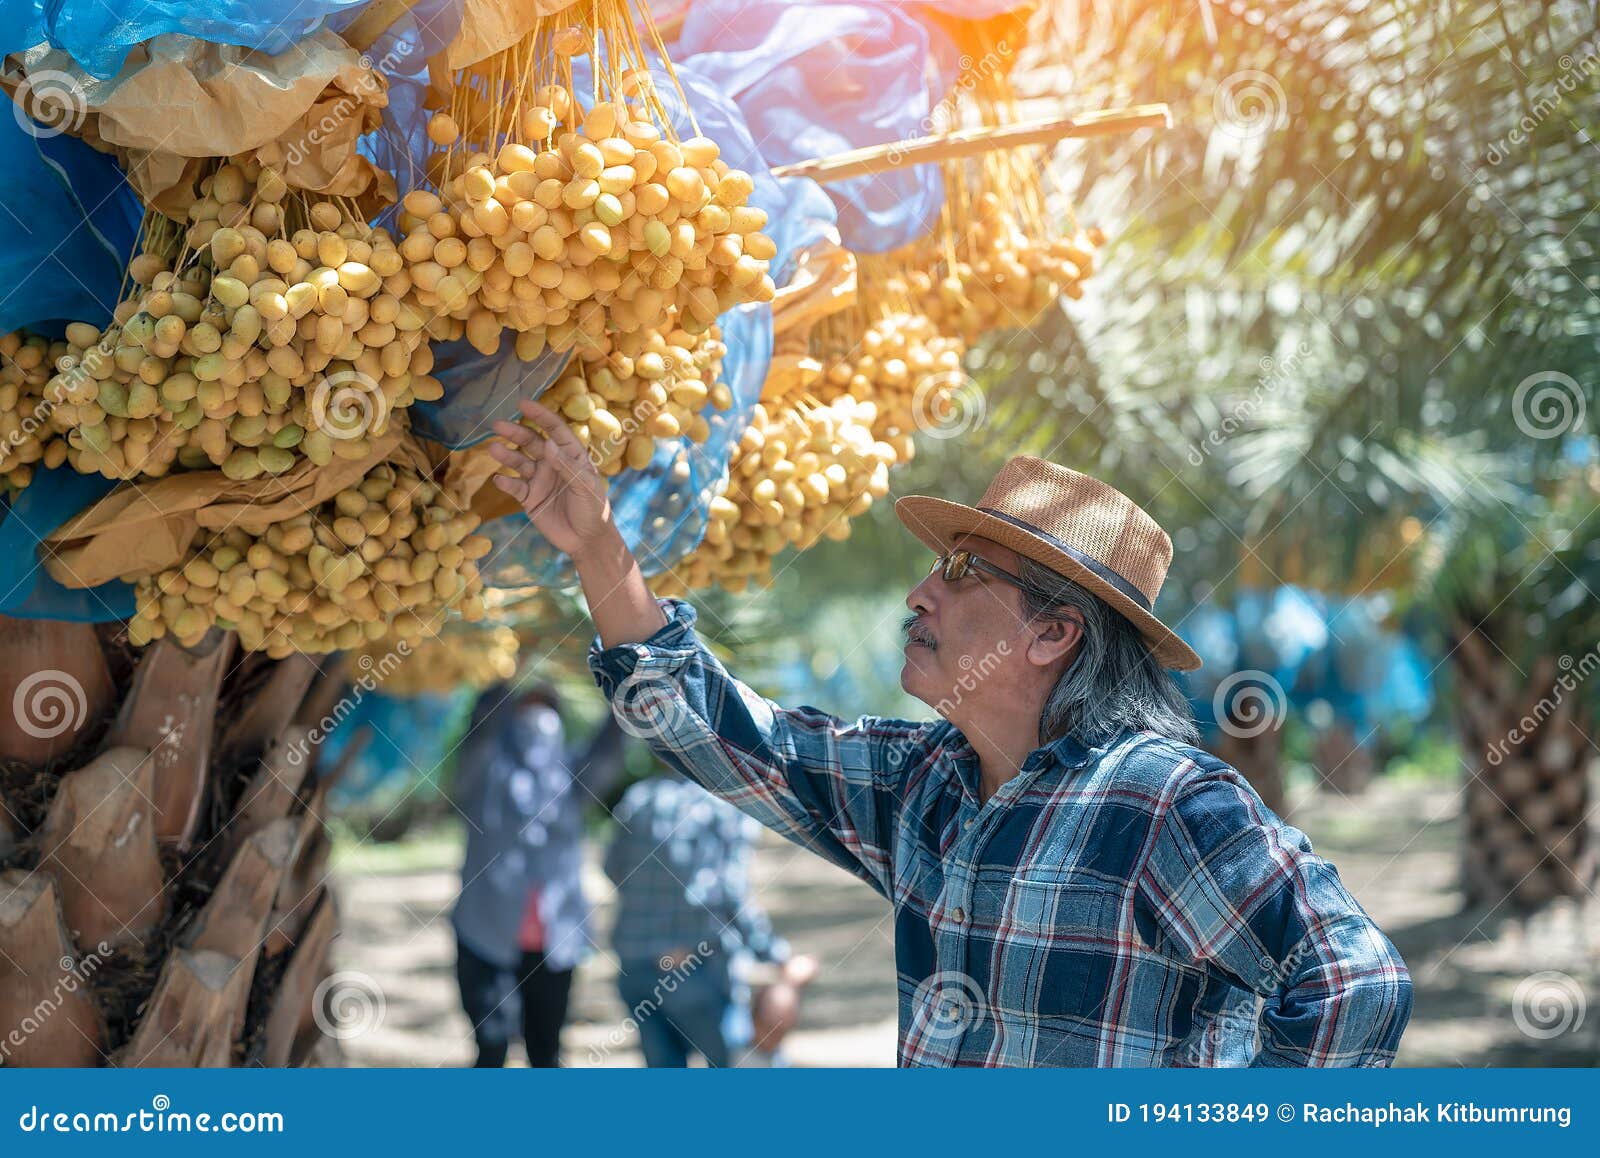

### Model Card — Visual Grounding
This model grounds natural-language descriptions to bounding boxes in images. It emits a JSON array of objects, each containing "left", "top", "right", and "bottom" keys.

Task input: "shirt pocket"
[{"left": 993, "top": 876, "right": 1126, "bottom": 1026}]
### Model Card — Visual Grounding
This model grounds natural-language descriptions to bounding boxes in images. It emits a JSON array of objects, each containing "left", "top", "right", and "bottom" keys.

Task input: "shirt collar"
[{"left": 942, "top": 725, "right": 1097, "bottom": 804}]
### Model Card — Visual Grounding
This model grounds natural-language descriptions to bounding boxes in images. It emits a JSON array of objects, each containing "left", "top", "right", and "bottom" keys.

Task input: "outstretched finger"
[
  {"left": 518, "top": 400, "right": 587, "bottom": 456},
  {"left": 491, "top": 418, "right": 542, "bottom": 448},
  {"left": 486, "top": 439, "right": 545, "bottom": 476}
]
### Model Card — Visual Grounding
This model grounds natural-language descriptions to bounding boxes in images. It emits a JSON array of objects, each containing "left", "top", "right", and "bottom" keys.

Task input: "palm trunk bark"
[
  {"left": 1213, "top": 725, "right": 1288, "bottom": 817},
  {"left": 0, "top": 615, "right": 344, "bottom": 1067},
  {"left": 1450, "top": 619, "right": 1595, "bottom": 910},
  {"left": 1312, "top": 721, "right": 1375, "bottom": 795}
]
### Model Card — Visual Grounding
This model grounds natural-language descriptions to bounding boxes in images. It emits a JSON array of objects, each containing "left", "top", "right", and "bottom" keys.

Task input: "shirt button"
[
  {"left": 951, "top": 907, "right": 966, "bottom": 924},
  {"left": 964, "top": 817, "right": 974, "bottom": 828}
]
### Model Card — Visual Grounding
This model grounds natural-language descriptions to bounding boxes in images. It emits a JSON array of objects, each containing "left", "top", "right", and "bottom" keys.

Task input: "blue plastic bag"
[
  {"left": 674, "top": 0, "right": 948, "bottom": 253},
  {"left": 0, "top": 123, "right": 143, "bottom": 622},
  {"left": 0, "top": 122, "right": 142, "bottom": 334},
  {"left": 0, "top": 0, "right": 372, "bottom": 79},
  {"left": 477, "top": 292, "right": 773, "bottom": 588},
  {"left": 0, "top": 465, "right": 134, "bottom": 620},
  {"left": 348, "top": 0, "right": 463, "bottom": 220}
]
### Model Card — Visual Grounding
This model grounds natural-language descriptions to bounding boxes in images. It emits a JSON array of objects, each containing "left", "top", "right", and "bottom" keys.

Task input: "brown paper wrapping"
[
  {"left": 453, "top": 440, "right": 523, "bottom": 526},
  {"left": 447, "top": 0, "right": 585, "bottom": 69},
  {"left": 5, "top": 32, "right": 392, "bottom": 212},
  {"left": 772, "top": 239, "right": 857, "bottom": 349},
  {"left": 41, "top": 428, "right": 418, "bottom": 590}
]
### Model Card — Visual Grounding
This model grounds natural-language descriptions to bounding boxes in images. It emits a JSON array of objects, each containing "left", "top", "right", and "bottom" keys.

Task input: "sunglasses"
[{"left": 930, "top": 549, "right": 1026, "bottom": 592}]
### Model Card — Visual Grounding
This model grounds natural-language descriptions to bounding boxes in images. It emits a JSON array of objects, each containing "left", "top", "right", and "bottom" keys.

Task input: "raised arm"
[{"left": 489, "top": 401, "right": 932, "bottom": 898}]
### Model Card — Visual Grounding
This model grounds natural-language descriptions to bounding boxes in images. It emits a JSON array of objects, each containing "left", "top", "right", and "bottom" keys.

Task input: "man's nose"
[{"left": 906, "top": 571, "right": 938, "bottom": 616}]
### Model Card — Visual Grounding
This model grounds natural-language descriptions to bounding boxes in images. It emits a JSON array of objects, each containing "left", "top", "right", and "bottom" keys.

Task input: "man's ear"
[{"left": 1025, "top": 611, "right": 1084, "bottom": 669}]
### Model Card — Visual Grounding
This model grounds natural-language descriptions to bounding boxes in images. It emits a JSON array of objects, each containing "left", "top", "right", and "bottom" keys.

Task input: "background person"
[
  {"left": 605, "top": 768, "right": 817, "bottom": 1066},
  {"left": 451, "top": 682, "right": 622, "bottom": 1067}
]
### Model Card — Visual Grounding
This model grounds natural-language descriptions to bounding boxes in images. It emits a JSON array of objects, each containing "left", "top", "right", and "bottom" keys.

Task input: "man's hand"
[
  {"left": 488, "top": 400, "right": 611, "bottom": 559},
  {"left": 488, "top": 398, "right": 667, "bottom": 648}
]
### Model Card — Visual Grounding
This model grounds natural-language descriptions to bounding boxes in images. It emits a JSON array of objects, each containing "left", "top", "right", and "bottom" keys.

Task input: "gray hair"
[{"left": 1018, "top": 558, "right": 1199, "bottom": 749}]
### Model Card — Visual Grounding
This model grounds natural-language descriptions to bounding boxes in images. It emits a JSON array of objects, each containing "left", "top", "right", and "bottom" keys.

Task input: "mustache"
[{"left": 902, "top": 614, "right": 936, "bottom": 650}]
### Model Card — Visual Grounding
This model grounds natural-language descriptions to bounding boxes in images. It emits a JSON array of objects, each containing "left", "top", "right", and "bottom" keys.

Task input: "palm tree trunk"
[
  {"left": 1312, "top": 722, "right": 1375, "bottom": 795},
  {"left": 1451, "top": 620, "right": 1596, "bottom": 910},
  {"left": 1213, "top": 726, "right": 1288, "bottom": 817},
  {"left": 0, "top": 615, "right": 343, "bottom": 1067}
]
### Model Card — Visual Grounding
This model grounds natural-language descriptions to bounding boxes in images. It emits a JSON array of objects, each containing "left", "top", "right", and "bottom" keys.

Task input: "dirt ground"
[{"left": 329, "top": 778, "right": 1599, "bottom": 1067}]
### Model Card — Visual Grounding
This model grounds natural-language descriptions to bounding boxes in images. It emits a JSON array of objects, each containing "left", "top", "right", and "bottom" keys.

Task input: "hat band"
[{"left": 976, "top": 507, "right": 1154, "bottom": 612}]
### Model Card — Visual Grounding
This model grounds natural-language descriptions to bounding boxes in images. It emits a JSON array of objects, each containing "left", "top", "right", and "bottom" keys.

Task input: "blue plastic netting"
[
  {"left": 321, "top": 688, "right": 472, "bottom": 806},
  {"left": 0, "top": 0, "right": 373, "bottom": 78},
  {"left": 673, "top": 0, "right": 948, "bottom": 254}
]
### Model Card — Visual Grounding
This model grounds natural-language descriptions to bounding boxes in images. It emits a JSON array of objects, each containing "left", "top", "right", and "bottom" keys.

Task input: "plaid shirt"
[
  {"left": 590, "top": 600, "right": 1412, "bottom": 1067},
  {"left": 604, "top": 774, "right": 789, "bottom": 968}
]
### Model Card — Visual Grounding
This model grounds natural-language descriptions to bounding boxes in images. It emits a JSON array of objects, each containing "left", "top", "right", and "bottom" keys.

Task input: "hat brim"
[{"left": 895, "top": 495, "right": 1203, "bottom": 672}]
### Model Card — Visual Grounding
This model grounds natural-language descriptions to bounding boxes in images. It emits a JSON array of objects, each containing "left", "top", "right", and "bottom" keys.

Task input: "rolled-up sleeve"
[
  {"left": 1137, "top": 772, "right": 1413, "bottom": 1067},
  {"left": 589, "top": 599, "right": 934, "bottom": 898}
]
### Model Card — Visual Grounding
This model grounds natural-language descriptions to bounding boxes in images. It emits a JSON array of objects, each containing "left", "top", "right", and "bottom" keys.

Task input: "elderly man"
[{"left": 489, "top": 401, "right": 1412, "bottom": 1068}]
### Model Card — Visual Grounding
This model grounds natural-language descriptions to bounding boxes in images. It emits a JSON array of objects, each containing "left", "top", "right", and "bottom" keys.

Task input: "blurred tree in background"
[{"left": 688, "top": 0, "right": 1599, "bottom": 912}]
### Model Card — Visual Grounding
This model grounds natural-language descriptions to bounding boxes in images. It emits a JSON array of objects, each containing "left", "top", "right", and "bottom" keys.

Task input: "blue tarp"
[
  {"left": 0, "top": 465, "right": 134, "bottom": 620},
  {"left": 0, "top": 0, "right": 372, "bottom": 78},
  {"left": 673, "top": 0, "right": 949, "bottom": 254},
  {"left": 0, "top": 121, "right": 142, "bottom": 335}
]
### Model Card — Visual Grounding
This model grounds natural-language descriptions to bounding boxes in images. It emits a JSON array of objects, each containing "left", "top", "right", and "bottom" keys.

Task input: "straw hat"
[{"left": 896, "top": 456, "right": 1202, "bottom": 671}]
